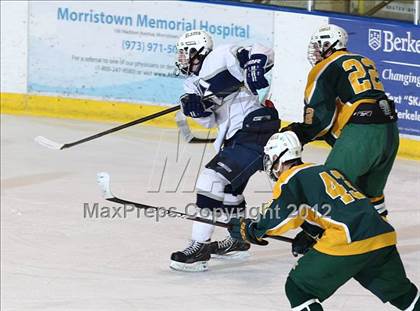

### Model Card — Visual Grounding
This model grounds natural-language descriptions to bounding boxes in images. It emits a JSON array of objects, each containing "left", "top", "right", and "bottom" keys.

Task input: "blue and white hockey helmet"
[{"left": 176, "top": 30, "right": 213, "bottom": 75}]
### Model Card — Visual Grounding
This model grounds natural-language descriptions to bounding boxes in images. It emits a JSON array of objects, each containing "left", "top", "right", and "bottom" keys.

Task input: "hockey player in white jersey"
[{"left": 170, "top": 30, "right": 280, "bottom": 272}]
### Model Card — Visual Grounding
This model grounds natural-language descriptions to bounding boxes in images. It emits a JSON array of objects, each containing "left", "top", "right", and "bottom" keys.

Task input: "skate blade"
[
  {"left": 211, "top": 251, "right": 250, "bottom": 260},
  {"left": 169, "top": 260, "right": 208, "bottom": 272}
]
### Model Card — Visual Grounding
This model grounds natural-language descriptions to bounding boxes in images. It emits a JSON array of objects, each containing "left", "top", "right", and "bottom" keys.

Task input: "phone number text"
[{"left": 122, "top": 40, "right": 177, "bottom": 54}]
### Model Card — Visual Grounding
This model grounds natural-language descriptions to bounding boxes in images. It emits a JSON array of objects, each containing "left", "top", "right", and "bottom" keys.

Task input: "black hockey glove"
[
  {"left": 180, "top": 93, "right": 213, "bottom": 118},
  {"left": 228, "top": 217, "right": 268, "bottom": 246},
  {"left": 280, "top": 122, "right": 310, "bottom": 146},
  {"left": 245, "top": 54, "right": 269, "bottom": 95},
  {"left": 291, "top": 230, "right": 317, "bottom": 257}
]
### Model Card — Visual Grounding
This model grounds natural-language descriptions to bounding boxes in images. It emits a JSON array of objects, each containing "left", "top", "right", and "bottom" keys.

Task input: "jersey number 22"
[{"left": 342, "top": 58, "right": 384, "bottom": 95}]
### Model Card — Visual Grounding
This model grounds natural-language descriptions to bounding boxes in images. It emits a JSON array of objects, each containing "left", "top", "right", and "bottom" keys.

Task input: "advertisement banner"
[
  {"left": 331, "top": 17, "right": 420, "bottom": 138},
  {"left": 28, "top": 1, "right": 274, "bottom": 105}
]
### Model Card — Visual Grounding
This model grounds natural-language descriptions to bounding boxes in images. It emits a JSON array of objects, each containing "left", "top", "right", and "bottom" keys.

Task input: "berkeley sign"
[
  {"left": 332, "top": 17, "right": 420, "bottom": 137},
  {"left": 369, "top": 29, "right": 420, "bottom": 54}
]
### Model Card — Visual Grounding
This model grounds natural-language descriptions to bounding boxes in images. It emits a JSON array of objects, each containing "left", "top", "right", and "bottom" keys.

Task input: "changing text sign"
[{"left": 332, "top": 17, "right": 420, "bottom": 137}]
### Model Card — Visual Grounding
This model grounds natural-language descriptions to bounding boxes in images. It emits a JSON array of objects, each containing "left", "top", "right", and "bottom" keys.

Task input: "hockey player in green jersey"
[
  {"left": 282, "top": 24, "right": 399, "bottom": 217},
  {"left": 228, "top": 131, "right": 419, "bottom": 310}
]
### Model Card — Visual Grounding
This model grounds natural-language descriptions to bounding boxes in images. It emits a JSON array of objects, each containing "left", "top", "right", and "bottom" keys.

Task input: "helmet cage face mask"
[
  {"left": 308, "top": 37, "right": 338, "bottom": 66},
  {"left": 308, "top": 40, "right": 329, "bottom": 66},
  {"left": 176, "top": 48, "right": 189, "bottom": 74},
  {"left": 176, "top": 47, "right": 202, "bottom": 75},
  {"left": 263, "top": 149, "right": 288, "bottom": 182},
  {"left": 263, "top": 131, "right": 302, "bottom": 181},
  {"left": 175, "top": 30, "right": 213, "bottom": 75},
  {"left": 307, "top": 25, "right": 348, "bottom": 66}
]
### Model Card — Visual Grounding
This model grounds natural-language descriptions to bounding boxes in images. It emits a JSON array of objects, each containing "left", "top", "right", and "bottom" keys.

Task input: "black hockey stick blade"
[
  {"left": 189, "top": 137, "right": 216, "bottom": 144},
  {"left": 96, "top": 172, "right": 292, "bottom": 243}
]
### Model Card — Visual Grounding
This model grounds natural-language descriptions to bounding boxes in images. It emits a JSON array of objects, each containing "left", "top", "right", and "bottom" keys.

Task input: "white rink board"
[
  {"left": 0, "top": 1, "right": 28, "bottom": 93},
  {"left": 270, "top": 12, "right": 328, "bottom": 122}
]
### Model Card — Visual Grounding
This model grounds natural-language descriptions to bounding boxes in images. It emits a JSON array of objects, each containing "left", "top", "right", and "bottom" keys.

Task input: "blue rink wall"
[
  {"left": 329, "top": 17, "right": 419, "bottom": 137},
  {"left": 1, "top": 0, "right": 419, "bottom": 158}
]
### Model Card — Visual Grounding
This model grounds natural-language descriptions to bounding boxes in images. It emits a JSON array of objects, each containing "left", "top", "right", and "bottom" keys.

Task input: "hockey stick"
[
  {"left": 175, "top": 111, "right": 216, "bottom": 144},
  {"left": 35, "top": 84, "right": 242, "bottom": 150},
  {"left": 35, "top": 105, "right": 181, "bottom": 150},
  {"left": 96, "top": 172, "right": 293, "bottom": 244}
]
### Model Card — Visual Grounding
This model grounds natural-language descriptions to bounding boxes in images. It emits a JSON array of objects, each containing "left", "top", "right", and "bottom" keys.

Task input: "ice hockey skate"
[
  {"left": 170, "top": 240, "right": 212, "bottom": 272},
  {"left": 210, "top": 236, "right": 251, "bottom": 259}
]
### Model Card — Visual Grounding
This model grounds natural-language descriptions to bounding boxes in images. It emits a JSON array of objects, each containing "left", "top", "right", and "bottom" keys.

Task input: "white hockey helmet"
[
  {"left": 307, "top": 24, "right": 348, "bottom": 66},
  {"left": 176, "top": 30, "right": 213, "bottom": 75},
  {"left": 263, "top": 131, "right": 302, "bottom": 181}
]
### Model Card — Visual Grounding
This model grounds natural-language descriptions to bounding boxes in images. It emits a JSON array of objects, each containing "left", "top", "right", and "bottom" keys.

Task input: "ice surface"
[{"left": 1, "top": 115, "right": 419, "bottom": 310}]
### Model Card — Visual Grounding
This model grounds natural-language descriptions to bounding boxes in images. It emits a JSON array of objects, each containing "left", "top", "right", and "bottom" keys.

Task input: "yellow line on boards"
[{"left": 1, "top": 92, "right": 419, "bottom": 160}]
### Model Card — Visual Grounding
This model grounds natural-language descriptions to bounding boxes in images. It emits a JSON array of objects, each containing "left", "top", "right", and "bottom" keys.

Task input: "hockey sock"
[
  {"left": 191, "top": 221, "right": 215, "bottom": 243},
  {"left": 390, "top": 283, "right": 420, "bottom": 310},
  {"left": 285, "top": 277, "right": 323, "bottom": 311}
]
